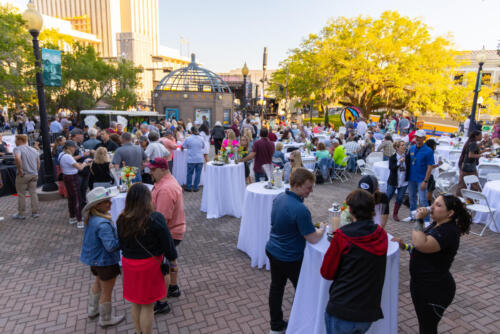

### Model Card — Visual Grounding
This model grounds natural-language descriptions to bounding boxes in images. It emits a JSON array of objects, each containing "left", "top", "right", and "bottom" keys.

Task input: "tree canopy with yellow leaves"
[{"left": 269, "top": 11, "right": 499, "bottom": 120}]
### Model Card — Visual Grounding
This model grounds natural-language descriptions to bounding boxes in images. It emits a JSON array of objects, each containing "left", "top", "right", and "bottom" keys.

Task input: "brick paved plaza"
[{"left": 0, "top": 176, "right": 499, "bottom": 334}]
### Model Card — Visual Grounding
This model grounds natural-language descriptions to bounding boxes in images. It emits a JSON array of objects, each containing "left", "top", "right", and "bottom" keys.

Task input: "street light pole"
[
  {"left": 241, "top": 62, "right": 249, "bottom": 120},
  {"left": 23, "top": 2, "right": 57, "bottom": 191},
  {"left": 469, "top": 47, "right": 487, "bottom": 136}
]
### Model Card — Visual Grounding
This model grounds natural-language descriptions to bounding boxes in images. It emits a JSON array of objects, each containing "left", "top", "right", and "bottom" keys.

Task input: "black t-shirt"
[
  {"left": 410, "top": 221, "right": 460, "bottom": 281},
  {"left": 464, "top": 141, "right": 480, "bottom": 165},
  {"left": 118, "top": 212, "right": 178, "bottom": 261}
]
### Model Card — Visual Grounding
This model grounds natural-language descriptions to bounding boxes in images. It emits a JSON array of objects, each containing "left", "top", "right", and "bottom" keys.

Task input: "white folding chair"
[
  {"left": 463, "top": 175, "right": 483, "bottom": 191},
  {"left": 477, "top": 164, "right": 500, "bottom": 178},
  {"left": 435, "top": 171, "right": 458, "bottom": 194},
  {"left": 461, "top": 189, "right": 497, "bottom": 237},
  {"left": 333, "top": 157, "right": 350, "bottom": 183},
  {"left": 486, "top": 173, "right": 500, "bottom": 181}
]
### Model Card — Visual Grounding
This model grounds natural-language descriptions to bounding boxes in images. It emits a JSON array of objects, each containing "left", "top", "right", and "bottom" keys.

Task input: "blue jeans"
[
  {"left": 346, "top": 153, "right": 357, "bottom": 172},
  {"left": 386, "top": 184, "right": 408, "bottom": 205},
  {"left": 408, "top": 180, "right": 429, "bottom": 220},
  {"left": 186, "top": 163, "right": 203, "bottom": 190},
  {"left": 325, "top": 313, "right": 372, "bottom": 334},
  {"left": 254, "top": 171, "right": 267, "bottom": 182}
]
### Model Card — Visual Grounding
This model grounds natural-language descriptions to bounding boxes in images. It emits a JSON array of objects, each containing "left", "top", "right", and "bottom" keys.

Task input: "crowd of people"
[{"left": 2, "top": 110, "right": 497, "bottom": 334}]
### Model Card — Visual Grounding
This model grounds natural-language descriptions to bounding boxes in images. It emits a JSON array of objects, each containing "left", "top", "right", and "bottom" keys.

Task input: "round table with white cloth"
[
  {"left": 436, "top": 146, "right": 462, "bottom": 162},
  {"left": 237, "top": 182, "right": 287, "bottom": 270},
  {"left": 109, "top": 184, "right": 154, "bottom": 224},
  {"left": 373, "top": 161, "right": 390, "bottom": 182},
  {"left": 473, "top": 180, "right": 500, "bottom": 233},
  {"left": 286, "top": 233, "right": 400, "bottom": 334},
  {"left": 172, "top": 149, "right": 205, "bottom": 186},
  {"left": 200, "top": 162, "right": 246, "bottom": 219}
]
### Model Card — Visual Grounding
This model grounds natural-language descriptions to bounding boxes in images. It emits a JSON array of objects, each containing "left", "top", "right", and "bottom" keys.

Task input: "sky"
[{"left": 157, "top": 0, "right": 500, "bottom": 72}]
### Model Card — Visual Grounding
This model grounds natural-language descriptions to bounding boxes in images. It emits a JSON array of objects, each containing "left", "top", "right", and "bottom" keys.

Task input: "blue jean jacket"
[{"left": 80, "top": 215, "right": 120, "bottom": 267}]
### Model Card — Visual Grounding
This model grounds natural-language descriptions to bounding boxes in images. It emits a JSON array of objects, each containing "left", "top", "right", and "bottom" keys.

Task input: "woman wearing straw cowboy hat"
[{"left": 80, "top": 187, "right": 125, "bottom": 328}]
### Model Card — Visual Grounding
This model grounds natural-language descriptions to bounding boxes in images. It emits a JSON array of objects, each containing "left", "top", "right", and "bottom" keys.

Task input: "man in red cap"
[{"left": 145, "top": 157, "right": 186, "bottom": 314}]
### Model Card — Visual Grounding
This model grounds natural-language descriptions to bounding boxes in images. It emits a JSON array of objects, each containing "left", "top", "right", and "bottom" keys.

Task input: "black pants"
[
  {"left": 214, "top": 139, "right": 223, "bottom": 155},
  {"left": 266, "top": 250, "right": 302, "bottom": 331},
  {"left": 410, "top": 275, "right": 456, "bottom": 334}
]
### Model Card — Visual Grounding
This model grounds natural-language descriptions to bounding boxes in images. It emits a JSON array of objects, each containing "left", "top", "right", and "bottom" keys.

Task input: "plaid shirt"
[
  {"left": 378, "top": 140, "right": 395, "bottom": 157},
  {"left": 344, "top": 140, "right": 360, "bottom": 155}
]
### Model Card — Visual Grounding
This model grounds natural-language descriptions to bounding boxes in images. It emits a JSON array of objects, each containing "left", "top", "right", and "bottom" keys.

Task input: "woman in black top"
[
  {"left": 392, "top": 194, "right": 471, "bottom": 334},
  {"left": 88, "top": 147, "right": 114, "bottom": 189},
  {"left": 456, "top": 130, "right": 488, "bottom": 196},
  {"left": 117, "top": 183, "right": 177, "bottom": 334}
]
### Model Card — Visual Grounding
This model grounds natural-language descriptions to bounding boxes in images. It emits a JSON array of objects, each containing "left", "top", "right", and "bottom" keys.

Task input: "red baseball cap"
[{"left": 144, "top": 157, "right": 169, "bottom": 170}]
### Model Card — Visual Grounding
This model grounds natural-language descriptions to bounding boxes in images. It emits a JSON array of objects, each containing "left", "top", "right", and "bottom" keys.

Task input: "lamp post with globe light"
[
  {"left": 469, "top": 46, "right": 487, "bottom": 136},
  {"left": 23, "top": 1, "right": 57, "bottom": 191},
  {"left": 241, "top": 62, "right": 249, "bottom": 119}
]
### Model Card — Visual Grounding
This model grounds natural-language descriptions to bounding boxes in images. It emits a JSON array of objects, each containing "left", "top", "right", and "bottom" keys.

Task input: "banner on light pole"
[{"left": 41, "top": 48, "right": 62, "bottom": 87}]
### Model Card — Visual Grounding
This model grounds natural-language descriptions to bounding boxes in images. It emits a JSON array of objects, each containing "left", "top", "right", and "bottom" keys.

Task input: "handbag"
[{"left": 134, "top": 237, "right": 169, "bottom": 275}]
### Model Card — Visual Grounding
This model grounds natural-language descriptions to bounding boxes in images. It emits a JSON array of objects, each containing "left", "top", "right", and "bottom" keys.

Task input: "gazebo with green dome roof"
[{"left": 153, "top": 54, "right": 234, "bottom": 127}]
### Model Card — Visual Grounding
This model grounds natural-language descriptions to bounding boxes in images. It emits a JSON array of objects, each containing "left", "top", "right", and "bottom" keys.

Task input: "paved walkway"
[{"left": 0, "top": 175, "right": 499, "bottom": 333}]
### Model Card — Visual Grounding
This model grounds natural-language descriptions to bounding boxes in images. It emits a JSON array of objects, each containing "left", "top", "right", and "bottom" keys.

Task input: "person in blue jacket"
[{"left": 80, "top": 187, "right": 125, "bottom": 328}]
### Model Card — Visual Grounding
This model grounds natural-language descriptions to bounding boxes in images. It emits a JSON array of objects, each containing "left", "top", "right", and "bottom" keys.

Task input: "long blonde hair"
[
  {"left": 93, "top": 147, "right": 110, "bottom": 164},
  {"left": 226, "top": 129, "right": 236, "bottom": 142},
  {"left": 290, "top": 150, "right": 303, "bottom": 169}
]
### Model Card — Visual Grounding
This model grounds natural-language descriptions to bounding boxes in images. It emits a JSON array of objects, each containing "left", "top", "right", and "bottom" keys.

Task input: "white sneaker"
[
  {"left": 69, "top": 218, "right": 77, "bottom": 224},
  {"left": 77, "top": 221, "right": 84, "bottom": 229}
]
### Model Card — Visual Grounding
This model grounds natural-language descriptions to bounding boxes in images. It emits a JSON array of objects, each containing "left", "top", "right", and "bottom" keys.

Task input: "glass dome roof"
[{"left": 155, "top": 54, "right": 231, "bottom": 93}]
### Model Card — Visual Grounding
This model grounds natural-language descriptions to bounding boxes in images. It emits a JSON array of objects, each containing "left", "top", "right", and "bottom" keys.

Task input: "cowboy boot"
[
  {"left": 88, "top": 289, "right": 100, "bottom": 318},
  {"left": 98, "top": 302, "right": 125, "bottom": 327},
  {"left": 393, "top": 202, "right": 401, "bottom": 222}
]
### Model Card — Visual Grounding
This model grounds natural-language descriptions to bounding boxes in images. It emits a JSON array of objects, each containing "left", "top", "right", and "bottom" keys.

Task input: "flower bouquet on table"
[
  {"left": 304, "top": 140, "right": 313, "bottom": 154},
  {"left": 339, "top": 202, "right": 352, "bottom": 227},
  {"left": 120, "top": 166, "right": 137, "bottom": 191}
]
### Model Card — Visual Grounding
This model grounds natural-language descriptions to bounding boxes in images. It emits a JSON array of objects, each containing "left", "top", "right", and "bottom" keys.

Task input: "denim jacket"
[{"left": 80, "top": 215, "right": 120, "bottom": 266}]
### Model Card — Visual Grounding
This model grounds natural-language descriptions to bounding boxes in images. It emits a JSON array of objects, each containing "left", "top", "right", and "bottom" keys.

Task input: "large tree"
[
  {"left": 0, "top": 4, "right": 35, "bottom": 113},
  {"left": 270, "top": 11, "right": 498, "bottom": 120}
]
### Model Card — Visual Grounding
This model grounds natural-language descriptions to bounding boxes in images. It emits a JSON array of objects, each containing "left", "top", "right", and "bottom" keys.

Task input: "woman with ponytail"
[
  {"left": 392, "top": 194, "right": 471, "bottom": 334},
  {"left": 456, "top": 130, "right": 488, "bottom": 196}
]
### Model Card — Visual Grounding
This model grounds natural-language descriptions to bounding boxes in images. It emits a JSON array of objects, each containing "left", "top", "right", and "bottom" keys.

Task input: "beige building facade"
[{"left": 33, "top": 0, "right": 189, "bottom": 106}]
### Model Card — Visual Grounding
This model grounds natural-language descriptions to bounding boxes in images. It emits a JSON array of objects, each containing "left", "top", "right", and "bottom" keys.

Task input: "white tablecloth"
[
  {"left": 237, "top": 182, "right": 287, "bottom": 270},
  {"left": 287, "top": 234, "right": 400, "bottom": 334},
  {"left": 109, "top": 184, "right": 154, "bottom": 224},
  {"left": 473, "top": 180, "right": 500, "bottom": 233},
  {"left": 373, "top": 161, "right": 390, "bottom": 183},
  {"left": 237, "top": 182, "right": 285, "bottom": 270},
  {"left": 201, "top": 162, "right": 245, "bottom": 219},
  {"left": 172, "top": 149, "right": 205, "bottom": 186},
  {"left": 436, "top": 146, "right": 462, "bottom": 162}
]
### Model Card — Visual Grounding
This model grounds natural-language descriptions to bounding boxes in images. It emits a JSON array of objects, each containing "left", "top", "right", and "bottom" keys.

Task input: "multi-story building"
[{"left": 32, "top": 0, "right": 190, "bottom": 106}]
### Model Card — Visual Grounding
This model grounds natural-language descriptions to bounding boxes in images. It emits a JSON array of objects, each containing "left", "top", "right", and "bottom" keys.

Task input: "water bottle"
[{"left": 410, "top": 206, "right": 431, "bottom": 220}]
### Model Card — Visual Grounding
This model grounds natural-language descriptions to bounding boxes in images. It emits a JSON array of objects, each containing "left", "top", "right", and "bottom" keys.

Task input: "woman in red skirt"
[{"left": 117, "top": 183, "right": 178, "bottom": 334}]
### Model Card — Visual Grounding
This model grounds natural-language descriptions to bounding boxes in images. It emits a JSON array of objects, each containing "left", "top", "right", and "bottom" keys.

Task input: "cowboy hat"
[{"left": 82, "top": 186, "right": 119, "bottom": 218}]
